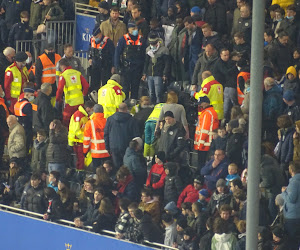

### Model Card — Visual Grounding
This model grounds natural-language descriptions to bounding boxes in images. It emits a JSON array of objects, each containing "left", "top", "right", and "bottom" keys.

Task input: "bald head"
[
  {"left": 205, "top": 44, "right": 215, "bottom": 57},
  {"left": 7, "top": 115, "right": 18, "bottom": 128},
  {"left": 119, "top": 103, "right": 128, "bottom": 112},
  {"left": 202, "top": 71, "right": 212, "bottom": 80},
  {"left": 3, "top": 47, "right": 15, "bottom": 63}
]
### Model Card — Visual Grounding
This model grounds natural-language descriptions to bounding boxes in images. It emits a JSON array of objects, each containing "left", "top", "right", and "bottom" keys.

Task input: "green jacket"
[
  {"left": 41, "top": 2, "right": 64, "bottom": 24},
  {"left": 30, "top": 1, "right": 42, "bottom": 30}
]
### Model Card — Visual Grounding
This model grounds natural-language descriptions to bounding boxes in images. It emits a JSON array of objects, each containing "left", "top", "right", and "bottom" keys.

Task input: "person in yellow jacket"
[
  {"left": 272, "top": 0, "right": 295, "bottom": 13},
  {"left": 144, "top": 102, "right": 164, "bottom": 157},
  {"left": 68, "top": 101, "right": 94, "bottom": 171},
  {"left": 191, "top": 71, "right": 224, "bottom": 120},
  {"left": 98, "top": 74, "right": 125, "bottom": 118},
  {"left": 83, "top": 104, "right": 110, "bottom": 168}
]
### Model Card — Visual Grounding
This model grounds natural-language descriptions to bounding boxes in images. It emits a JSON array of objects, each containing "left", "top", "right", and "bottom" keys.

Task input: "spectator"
[
  {"left": 231, "top": 0, "right": 246, "bottom": 36},
  {"left": 207, "top": 179, "right": 232, "bottom": 216},
  {"left": 257, "top": 226, "right": 273, "bottom": 250},
  {"left": 204, "top": 0, "right": 227, "bottom": 36},
  {"left": 164, "top": 162, "right": 184, "bottom": 205},
  {"left": 95, "top": 1, "right": 110, "bottom": 27},
  {"left": 57, "top": 178, "right": 76, "bottom": 220},
  {"left": 179, "top": 227, "right": 197, "bottom": 250},
  {"left": 43, "top": 186, "right": 64, "bottom": 221},
  {"left": 192, "top": 44, "right": 219, "bottom": 86},
  {"left": 1, "top": 0, "right": 25, "bottom": 30},
  {"left": 225, "top": 163, "right": 240, "bottom": 185},
  {"left": 271, "top": 194, "right": 284, "bottom": 228},
  {"left": 282, "top": 66, "right": 298, "bottom": 94},
  {"left": 46, "top": 119, "right": 68, "bottom": 175},
  {"left": 173, "top": 217, "right": 188, "bottom": 248},
  {"left": 148, "top": 18, "right": 164, "bottom": 41},
  {"left": 236, "top": 4, "right": 252, "bottom": 44},
  {"left": 47, "top": 170, "right": 60, "bottom": 192},
  {"left": 32, "top": 83, "right": 55, "bottom": 134},
  {"left": 162, "top": 213, "right": 177, "bottom": 248},
  {"left": 199, "top": 217, "right": 215, "bottom": 250},
  {"left": 201, "top": 23, "right": 223, "bottom": 52},
  {"left": 209, "top": 127, "right": 228, "bottom": 158},
  {"left": 40, "top": 0, "right": 64, "bottom": 24},
  {"left": 104, "top": 103, "right": 139, "bottom": 169},
  {"left": 24, "top": 173, "right": 46, "bottom": 214},
  {"left": 281, "top": 161, "right": 300, "bottom": 249},
  {"left": 201, "top": 150, "right": 229, "bottom": 191},
  {"left": 0, "top": 47, "right": 15, "bottom": 89},
  {"left": 123, "top": 137, "right": 147, "bottom": 191},
  {"left": 198, "top": 189, "right": 209, "bottom": 211},
  {"left": 271, "top": 226, "right": 289, "bottom": 249},
  {"left": 77, "top": 178, "right": 95, "bottom": 216},
  {"left": 181, "top": 202, "right": 194, "bottom": 227},
  {"left": 8, "top": 11, "right": 33, "bottom": 48},
  {"left": 138, "top": 188, "right": 160, "bottom": 224},
  {"left": 293, "top": 120, "right": 300, "bottom": 161},
  {"left": 211, "top": 217, "right": 237, "bottom": 250},
  {"left": 115, "top": 198, "right": 132, "bottom": 239},
  {"left": 31, "top": 130, "right": 49, "bottom": 173},
  {"left": 279, "top": 4, "right": 299, "bottom": 45},
  {"left": 236, "top": 220, "right": 246, "bottom": 250},
  {"left": 283, "top": 90, "right": 300, "bottom": 122},
  {"left": 145, "top": 151, "right": 166, "bottom": 195},
  {"left": 7, "top": 115, "right": 26, "bottom": 164},
  {"left": 129, "top": 5, "right": 149, "bottom": 38},
  {"left": 191, "top": 202, "right": 207, "bottom": 243},
  {"left": 93, "top": 197, "right": 116, "bottom": 233},
  {"left": 142, "top": 34, "right": 170, "bottom": 104},
  {"left": 95, "top": 166, "right": 113, "bottom": 197},
  {"left": 177, "top": 175, "right": 205, "bottom": 208},
  {"left": 233, "top": 32, "right": 251, "bottom": 60}
]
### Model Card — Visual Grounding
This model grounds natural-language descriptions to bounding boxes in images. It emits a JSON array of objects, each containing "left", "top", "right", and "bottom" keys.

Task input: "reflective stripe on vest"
[
  {"left": 123, "top": 33, "right": 142, "bottom": 45},
  {"left": 90, "top": 119, "right": 109, "bottom": 156},
  {"left": 62, "top": 69, "right": 84, "bottom": 106},
  {"left": 237, "top": 72, "right": 250, "bottom": 105},
  {"left": 0, "top": 98, "right": 9, "bottom": 117},
  {"left": 14, "top": 100, "right": 30, "bottom": 116},
  {"left": 32, "top": 104, "right": 38, "bottom": 111},
  {"left": 90, "top": 36, "right": 109, "bottom": 49},
  {"left": 40, "top": 53, "right": 61, "bottom": 84},
  {"left": 5, "top": 65, "right": 28, "bottom": 99}
]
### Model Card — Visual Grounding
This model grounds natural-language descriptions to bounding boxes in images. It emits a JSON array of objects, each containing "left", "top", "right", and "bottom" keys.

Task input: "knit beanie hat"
[
  {"left": 216, "top": 178, "right": 226, "bottom": 188},
  {"left": 156, "top": 151, "right": 166, "bottom": 163}
]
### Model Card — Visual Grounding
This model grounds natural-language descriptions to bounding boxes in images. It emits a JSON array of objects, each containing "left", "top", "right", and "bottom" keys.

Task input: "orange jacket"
[
  {"left": 83, "top": 112, "right": 110, "bottom": 158},
  {"left": 194, "top": 106, "right": 219, "bottom": 151},
  {"left": 14, "top": 99, "right": 30, "bottom": 116},
  {"left": 237, "top": 71, "right": 250, "bottom": 105},
  {"left": 39, "top": 53, "right": 61, "bottom": 84},
  {"left": 0, "top": 98, "right": 9, "bottom": 117}
]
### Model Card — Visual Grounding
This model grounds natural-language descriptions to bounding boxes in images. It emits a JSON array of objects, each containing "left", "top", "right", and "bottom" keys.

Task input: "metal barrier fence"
[
  {"left": 74, "top": 50, "right": 89, "bottom": 77},
  {"left": 15, "top": 39, "right": 44, "bottom": 62},
  {"left": 0, "top": 204, "right": 177, "bottom": 250}
]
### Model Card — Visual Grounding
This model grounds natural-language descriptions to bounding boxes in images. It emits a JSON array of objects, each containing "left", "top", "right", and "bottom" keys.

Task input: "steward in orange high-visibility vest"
[
  {"left": 83, "top": 104, "right": 110, "bottom": 167},
  {"left": 194, "top": 96, "right": 219, "bottom": 169},
  {"left": 237, "top": 60, "right": 250, "bottom": 105}
]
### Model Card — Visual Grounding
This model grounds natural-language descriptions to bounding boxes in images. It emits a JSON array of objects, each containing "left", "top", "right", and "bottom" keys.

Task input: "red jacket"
[
  {"left": 146, "top": 163, "right": 166, "bottom": 189},
  {"left": 177, "top": 184, "right": 200, "bottom": 208}
]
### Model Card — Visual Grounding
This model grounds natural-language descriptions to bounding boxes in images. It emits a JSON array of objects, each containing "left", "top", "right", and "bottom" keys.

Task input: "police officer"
[
  {"left": 114, "top": 21, "right": 146, "bottom": 102},
  {"left": 4, "top": 51, "right": 29, "bottom": 113},
  {"left": 88, "top": 26, "right": 115, "bottom": 91}
]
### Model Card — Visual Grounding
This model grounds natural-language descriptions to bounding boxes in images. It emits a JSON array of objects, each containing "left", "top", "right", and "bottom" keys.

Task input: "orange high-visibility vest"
[
  {"left": 83, "top": 112, "right": 110, "bottom": 159},
  {"left": 0, "top": 98, "right": 9, "bottom": 117},
  {"left": 237, "top": 72, "right": 250, "bottom": 105},
  {"left": 194, "top": 106, "right": 219, "bottom": 151},
  {"left": 39, "top": 53, "right": 61, "bottom": 84},
  {"left": 14, "top": 99, "right": 30, "bottom": 116},
  {"left": 90, "top": 36, "right": 109, "bottom": 49},
  {"left": 123, "top": 33, "right": 142, "bottom": 45}
]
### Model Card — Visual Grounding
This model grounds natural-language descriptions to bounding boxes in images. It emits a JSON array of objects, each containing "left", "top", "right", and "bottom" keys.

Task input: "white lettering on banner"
[{"left": 82, "top": 33, "right": 92, "bottom": 42}]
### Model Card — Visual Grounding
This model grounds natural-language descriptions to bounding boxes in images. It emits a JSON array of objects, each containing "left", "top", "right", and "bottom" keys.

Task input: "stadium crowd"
[{"left": 0, "top": 0, "right": 300, "bottom": 249}]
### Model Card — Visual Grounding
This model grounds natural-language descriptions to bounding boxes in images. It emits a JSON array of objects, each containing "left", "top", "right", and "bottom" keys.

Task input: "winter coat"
[
  {"left": 1, "top": 0, "right": 25, "bottom": 28},
  {"left": 146, "top": 163, "right": 166, "bottom": 191},
  {"left": 123, "top": 147, "right": 147, "bottom": 190},
  {"left": 115, "top": 211, "right": 132, "bottom": 234},
  {"left": 33, "top": 91, "right": 56, "bottom": 134},
  {"left": 179, "top": 238, "right": 198, "bottom": 250},
  {"left": 8, "top": 122, "right": 26, "bottom": 159},
  {"left": 93, "top": 213, "right": 116, "bottom": 233},
  {"left": 281, "top": 173, "right": 300, "bottom": 219},
  {"left": 100, "top": 19, "right": 127, "bottom": 47},
  {"left": 117, "top": 175, "right": 139, "bottom": 202},
  {"left": 104, "top": 112, "right": 140, "bottom": 153},
  {"left": 46, "top": 127, "right": 68, "bottom": 163},
  {"left": 40, "top": 2, "right": 64, "bottom": 24},
  {"left": 236, "top": 234, "right": 246, "bottom": 250},
  {"left": 202, "top": 32, "right": 223, "bottom": 52},
  {"left": 45, "top": 195, "right": 64, "bottom": 221},
  {"left": 139, "top": 200, "right": 161, "bottom": 224},
  {"left": 8, "top": 22, "right": 33, "bottom": 48},
  {"left": 209, "top": 136, "right": 228, "bottom": 158},
  {"left": 283, "top": 67, "right": 299, "bottom": 94},
  {"left": 95, "top": 12, "right": 109, "bottom": 26},
  {"left": 134, "top": 106, "right": 153, "bottom": 136},
  {"left": 263, "top": 84, "right": 283, "bottom": 122},
  {"left": 138, "top": 214, "right": 164, "bottom": 243},
  {"left": 211, "top": 233, "right": 237, "bottom": 250},
  {"left": 192, "top": 51, "right": 219, "bottom": 85},
  {"left": 260, "top": 154, "right": 285, "bottom": 198},
  {"left": 191, "top": 212, "right": 207, "bottom": 239},
  {"left": 213, "top": 58, "right": 239, "bottom": 88},
  {"left": 207, "top": 190, "right": 232, "bottom": 216},
  {"left": 199, "top": 230, "right": 214, "bottom": 250},
  {"left": 29, "top": 2, "right": 42, "bottom": 30},
  {"left": 272, "top": 0, "right": 295, "bottom": 12},
  {"left": 164, "top": 164, "right": 184, "bottom": 205},
  {"left": 177, "top": 184, "right": 200, "bottom": 208},
  {"left": 276, "top": 127, "right": 295, "bottom": 164},
  {"left": 31, "top": 139, "right": 49, "bottom": 172},
  {"left": 80, "top": 201, "right": 100, "bottom": 226},
  {"left": 236, "top": 16, "right": 252, "bottom": 44},
  {"left": 0, "top": 53, "right": 11, "bottom": 89},
  {"left": 157, "top": 121, "right": 186, "bottom": 161},
  {"left": 204, "top": 1, "right": 227, "bottom": 35},
  {"left": 280, "top": 18, "right": 299, "bottom": 45},
  {"left": 201, "top": 158, "right": 229, "bottom": 191},
  {"left": 143, "top": 42, "right": 170, "bottom": 77},
  {"left": 24, "top": 185, "right": 46, "bottom": 214},
  {"left": 226, "top": 128, "right": 245, "bottom": 167},
  {"left": 284, "top": 103, "right": 300, "bottom": 123},
  {"left": 267, "top": 38, "right": 293, "bottom": 75}
]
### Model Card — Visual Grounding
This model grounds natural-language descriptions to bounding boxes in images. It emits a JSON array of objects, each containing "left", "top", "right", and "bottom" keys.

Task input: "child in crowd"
[
  {"left": 48, "top": 171, "right": 60, "bottom": 192},
  {"left": 115, "top": 198, "right": 132, "bottom": 239},
  {"left": 198, "top": 189, "right": 209, "bottom": 211},
  {"left": 31, "top": 129, "right": 49, "bottom": 173},
  {"left": 162, "top": 213, "right": 177, "bottom": 248},
  {"left": 226, "top": 163, "right": 240, "bottom": 185},
  {"left": 165, "top": 201, "right": 182, "bottom": 220},
  {"left": 209, "top": 127, "right": 227, "bottom": 158}
]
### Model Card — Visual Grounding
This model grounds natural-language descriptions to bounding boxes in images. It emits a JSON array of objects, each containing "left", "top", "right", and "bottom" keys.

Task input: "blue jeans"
[
  {"left": 48, "top": 163, "right": 65, "bottom": 176},
  {"left": 147, "top": 76, "right": 163, "bottom": 104},
  {"left": 224, "top": 87, "right": 238, "bottom": 121}
]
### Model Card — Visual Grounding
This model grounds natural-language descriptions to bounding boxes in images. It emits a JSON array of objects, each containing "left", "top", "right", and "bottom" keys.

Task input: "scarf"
[{"left": 118, "top": 175, "right": 133, "bottom": 194}]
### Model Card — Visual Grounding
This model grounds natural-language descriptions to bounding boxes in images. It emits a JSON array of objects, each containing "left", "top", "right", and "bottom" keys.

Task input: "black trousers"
[{"left": 122, "top": 66, "right": 143, "bottom": 100}]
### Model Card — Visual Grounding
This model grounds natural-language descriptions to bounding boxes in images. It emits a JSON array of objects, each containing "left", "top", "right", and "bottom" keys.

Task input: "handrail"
[{"left": 0, "top": 204, "right": 177, "bottom": 250}]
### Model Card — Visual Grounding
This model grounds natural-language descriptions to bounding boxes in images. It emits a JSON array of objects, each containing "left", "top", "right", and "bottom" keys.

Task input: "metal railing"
[
  {"left": 74, "top": 50, "right": 89, "bottom": 77},
  {"left": 0, "top": 204, "right": 177, "bottom": 250},
  {"left": 75, "top": 3, "right": 99, "bottom": 17},
  {"left": 15, "top": 39, "right": 44, "bottom": 61}
]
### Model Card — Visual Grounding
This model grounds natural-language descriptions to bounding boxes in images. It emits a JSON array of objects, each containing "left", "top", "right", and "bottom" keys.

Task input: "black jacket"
[
  {"left": 214, "top": 58, "right": 239, "bottom": 88},
  {"left": 8, "top": 22, "right": 33, "bottom": 48},
  {"left": 24, "top": 185, "right": 46, "bottom": 214},
  {"left": 46, "top": 127, "right": 69, "bottom": 163},
  {"left": 45, "top": 195, "right": 64, "bottom": 221},
  {"left": 226, "top": 127, "right": 245, "bottom": 167},
  {"left": 93, "top": 213, "right": 117, "bottom": 233},
  {"left": 204, "top": 1, "right": 227, "bottom": 35},
  {"left": 0, "top": 53, "right": 11, "bottom": 89},
  {"left": 138, "top": 214, "right": 164, "bottom": 243},
  {"left": 80, "top": 201, "right": 101, "bottom": 226},
  {"left": 104, "top": 112, "right": 140, "bottom": 152},
  {"left": 33, "top": 91, "right": 56, "bottom": 134},
  {"left": 199, "top": 230, "right": 214, "bottom": 250}
]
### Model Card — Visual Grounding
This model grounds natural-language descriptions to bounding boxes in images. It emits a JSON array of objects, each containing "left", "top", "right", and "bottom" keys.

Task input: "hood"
[
  {"left": 112, "top": 112, "right": 132, "bottom": 122},
  {"left": 164, "top": 201, "right": 179, "bottom": 215},
  {"left": 232, "top": 127, "right": 244, "bottom": 134},
  {"left": 286, "top": 66, "right": 297, "bottom": 78},
  {"left": 214, "top": 233, "right": 233, "bottom": 243},
  {"left": 125, "top": 147, "right": 138, "bottom": 157},
  {"left": 106, "top": 79, "right": 123, "bottom": 89},
  {"left": 291, "top": 173, "right": 300, "bottom": 182},
  {"left": 165, "top": 162, "right": 178, "bottom": 177}
]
